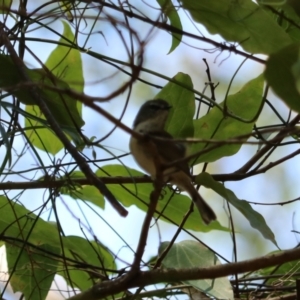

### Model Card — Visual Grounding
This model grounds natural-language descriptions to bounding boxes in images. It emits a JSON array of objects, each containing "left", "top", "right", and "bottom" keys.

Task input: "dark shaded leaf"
[{"left": 181, "top": 0, "right": 292, "bottom": 54}]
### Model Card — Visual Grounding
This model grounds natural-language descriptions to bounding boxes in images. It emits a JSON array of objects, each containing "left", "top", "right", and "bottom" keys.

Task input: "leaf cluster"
[{"left": 0, "top": 0, "right": 300, "bottom": 299}]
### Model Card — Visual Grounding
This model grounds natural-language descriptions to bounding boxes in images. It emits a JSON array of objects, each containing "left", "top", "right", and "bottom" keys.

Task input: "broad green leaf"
[
  {"left": 0, "top": 196, "right": 115, "bottom": 293},
  {"left": 0, "top": 195, "right": 64, "bottom": 246},
  {"left": 0, "top": 55, "right": 37, "bottom": 105},
  {"left": 265, "top": 43, "right": 300, "bottom": 113},
  {"left": 68, "top": 185, "right": 105, "bottom": 207},
  {"left": 257, "top": 0, "right": 286, "bottom": 4},
  {"left": 181, "top": 0, "right": 292, "bottom": 54},
  {"left": 156, "top": 0, "right": 182, "bottom": 53},
  {"left": 46, "top": 21, "right": 84, "bottom": 96},
  {"left": 0, "top": 196, "right": 106, "bottom": 252},
  {"left": 0, "top": 0, "right": 12, "bottom": 14},
  {"left": 0, "top": 55, "right": 83, "bottom": 126},
  {"left": 283, "top": 3, "right": 300, "bottom": 42},
  {"left": 25, "top": 22, "right": 84, "bottom": 154},
  {"left": 156, "top": 72, "right": 195, "bottom": 138},
  {"left": 260, "top": 3, "right": 300, "bottom": 42},
  {"left": 63, "top": 236, "right": 116, "bottom": 272},
  {"left": 292, "top": 51, "right": 300, "bottom": 93},
  {"left": 93, "top": 165, "right": 227, "bottom": 232},
  {"left": 191, "top": 74, "right": 264, "bottom": 164},
  {"left": 58, "top": 236, "right": 116, "bottom": 291},
  {"left": 25, "top": 110, "right": 64, "bottom": 155},
  {"left": 287, "top": 0, "right": 300, "bottom": 17},
  {"left": 60, "top": 171, "right": 105, "bottom": 208},
  {"left": 258, "top": 250, "right": 299, "bottom": 285},
  {"left": 0, "top": 54, "right": 84, "bottom": 154},
  {"left": 6, "top": 243, "right": 59, "bottom": 300},
  {"left": 196, "top": 173, "right": 278, "bottom": 246},
  {"left": 159, "top": 240, "right": 234, "bottom": 299}
]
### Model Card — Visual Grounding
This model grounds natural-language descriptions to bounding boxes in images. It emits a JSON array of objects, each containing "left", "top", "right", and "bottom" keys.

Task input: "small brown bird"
[{"left": 129, "top": 99, "right": 216, "bottom": 224}]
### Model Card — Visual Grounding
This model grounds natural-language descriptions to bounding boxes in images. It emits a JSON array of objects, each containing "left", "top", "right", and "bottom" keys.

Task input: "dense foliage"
[{"left": 0, "top": 0, "right": 300, "bottom": 299}]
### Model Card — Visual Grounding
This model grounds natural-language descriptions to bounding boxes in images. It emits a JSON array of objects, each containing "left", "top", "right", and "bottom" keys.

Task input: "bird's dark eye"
[{"left": 149, "top": 101, "right": 171, "bottom": 111}]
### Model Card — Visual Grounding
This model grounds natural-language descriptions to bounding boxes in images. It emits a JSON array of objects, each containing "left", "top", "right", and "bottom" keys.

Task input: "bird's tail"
[
  {"left": 192, "top": 192, "right": 216, "bottom": 225},
  {"left": 170, "top": 172, "right": 216, "bottom": 224}
]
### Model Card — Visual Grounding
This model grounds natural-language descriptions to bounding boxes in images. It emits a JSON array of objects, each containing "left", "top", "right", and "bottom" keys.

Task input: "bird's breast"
[{"left": 129, "top": 136, "right": 157, "bottom": 176}]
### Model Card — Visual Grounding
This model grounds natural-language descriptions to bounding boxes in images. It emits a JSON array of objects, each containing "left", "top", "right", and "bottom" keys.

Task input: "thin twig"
[{"left": 0, "top": 23, "right": 128, "bottom": 217}]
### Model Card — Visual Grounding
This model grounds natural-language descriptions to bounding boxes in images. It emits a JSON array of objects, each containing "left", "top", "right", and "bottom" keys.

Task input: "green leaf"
[
  {"left": 265, "top": 43, "right": 300, "bottom": 113},
  {"left": 257, "top": 0, "right": 286, "bottom": 4},
  {"left": 59, "top": 1, "right": 74, "bottom": 22},
  {"left": 46, "top": 21, "right": 84, "bottom": 95},
  {"left": 292, "top": 51, "right": 300, "bottom": 93},
  {"left": 258, "top": 250, "right": 299, "bottom": 285},
  {"left": 58, "top": 236, "right": 116, "bottom": 291},
  {"left": 24, "top": 22, "right": 84, "bottom": 154},
  {"left": 259, "top": 3, "right": 300, "bottom": 43},
  {"left": 181, "top": 0, "right": 292, "bottom": 54},
  {"left": 6, "top": 243, "right": 59, "bottom": 300},
  {"left": 0, "top": 195, "right": 63, "bottom": 246},
  {"left": 95, "top": 165, "right": 228, "bottom": 232},
  {"left": 156, "top": 0, "right": 182, "bottom": 53},
  {"left": 195, "top": 173, "right": 278, "bottom": 246},
  {"left": 287, "top": 0, "right": 300, "bottom": 17},
  {"left": 0, "top": 196, "right": 100, "bottom": 251},
  {"left": 155, "top": 72, "right": 195, "bottom": 138},
  {"left": 0, "top": 55, "right": 83, "bottom": 126},
  {"left": 25, "top": 109, "right": 64, "bottom": 155},
  {"left": 0, "top": 54, "right": 84, "bottom": 155},
  {"left": 60, "top": 171, "right": 105, "bottom": 209},
  {"left": 283, "top": 3, "right": 300, "bottom": 42},
  {"left": 191, "top": 74, "right": 264, "bottom": 164},
  {"left": 0, "top": 196, "right": 116, "bottom": 293},
  {"left": 159, "top": 240, "right": 234, "bottom": 299},
  {"left": 0, "top": 0, "right": 12, "bottom": 14}
]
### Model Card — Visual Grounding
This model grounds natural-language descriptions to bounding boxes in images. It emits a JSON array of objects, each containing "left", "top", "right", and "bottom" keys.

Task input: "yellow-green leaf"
[
  {"left": 156, "top": 72, "right": 195, "bottom": 138},
  {"left": 156, "top": 0, "right": 182, "bottom": 53},
  {"left": 0, "top": 0, "right": 12, "bottom": 14},
  {"left": 191, "top": 74, "right": 264, "bottom": 164},
  {"left": 24, "top": 21, "right": 84, "bottom": 154}
]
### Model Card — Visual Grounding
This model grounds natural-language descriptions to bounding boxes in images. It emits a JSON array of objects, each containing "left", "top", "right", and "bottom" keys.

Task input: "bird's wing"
[{"left": 147, "top": 130, "right": 191, "bottom": 176}]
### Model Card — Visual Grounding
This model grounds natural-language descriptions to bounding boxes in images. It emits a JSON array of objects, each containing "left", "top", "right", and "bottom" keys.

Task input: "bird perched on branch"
[{"left": 129, "top": 99, "right": 216, "bottom": 224}]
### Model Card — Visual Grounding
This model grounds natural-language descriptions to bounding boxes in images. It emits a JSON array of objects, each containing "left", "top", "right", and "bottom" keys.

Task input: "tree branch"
[
  {"left": 67, "top": 247, "right": 300, "bottom": 299},
  {"left": 0, "top": 23, "right": 128, "bottom": 217}
]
